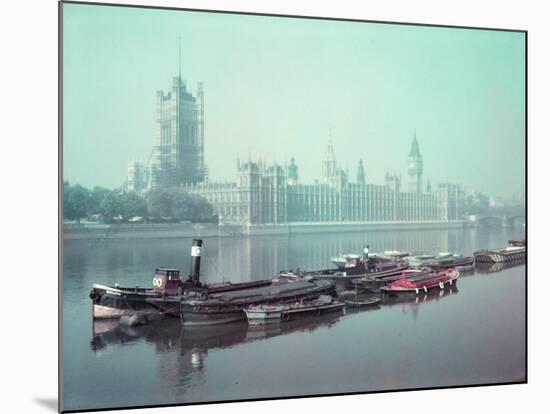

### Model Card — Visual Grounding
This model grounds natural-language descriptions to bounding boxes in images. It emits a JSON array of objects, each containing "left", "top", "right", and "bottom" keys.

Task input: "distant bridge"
[{"left": 467, "top": 214, "right": 525, "bottom": 228}]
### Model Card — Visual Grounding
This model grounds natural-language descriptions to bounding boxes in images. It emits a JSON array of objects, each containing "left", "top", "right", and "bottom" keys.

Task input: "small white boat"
[
  {"left": 244, "top": 295, "right": 344, "bottom": 324},
  {"left": 381, "top": 250, "right": 411, "bottom": 259},
  {"left": 244, "top": 305, "right": 285, "bottom": 325},
  {"left": 282, "top": 295, "right": 345, "bottom": 319},
  {"left": 406, "top": 252, "right": 456, "bottom": 267}
]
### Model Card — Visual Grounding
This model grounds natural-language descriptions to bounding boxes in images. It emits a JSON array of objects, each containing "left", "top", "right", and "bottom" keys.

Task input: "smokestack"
[
  {"left": 363, "top": 245, "right": 370, "bottom": 260},
  {"left": 190, "top": 239, "right": 203, "bottom": 284}
]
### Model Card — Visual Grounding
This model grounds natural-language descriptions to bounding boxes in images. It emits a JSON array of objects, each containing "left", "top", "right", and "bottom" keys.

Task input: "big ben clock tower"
[{"left": 408, "top": 132, "right": 423, "bottom": 193}]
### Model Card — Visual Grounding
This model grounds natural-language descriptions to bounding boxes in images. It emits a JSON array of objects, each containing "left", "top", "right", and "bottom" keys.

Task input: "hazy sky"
[{"left": 63, "top": 3, "right": 525, "bottom": 199}]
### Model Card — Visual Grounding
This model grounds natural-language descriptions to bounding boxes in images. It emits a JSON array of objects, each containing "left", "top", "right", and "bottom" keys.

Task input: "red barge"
[{"left": 380, "top": 268, "right": 459, "bottom": 295}]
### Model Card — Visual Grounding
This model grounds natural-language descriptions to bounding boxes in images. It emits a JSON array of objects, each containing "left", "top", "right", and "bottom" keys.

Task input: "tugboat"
[
  {"left": 90, "top": 239, "right": 272, "bottom": 319},
  {"left": 89, "top": 268, "right": 179, "bottom": 319},
  {"left": 380, "top": 268, "right": 459, "bottom": 296},
  {"left": 282, "top": 245, "right": 409, "bottom": 290}
]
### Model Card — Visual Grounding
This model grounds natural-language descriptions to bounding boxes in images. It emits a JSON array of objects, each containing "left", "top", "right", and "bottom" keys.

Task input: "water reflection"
[
  {"left": 64, "top": 228, "right": 520, "bottom": 287},
  {"left": 64, "top": 227, "right": 525, "bottom": 410},
  {"left": 475, "top": 259, "right": 526, "bottom": 274},
  {"left": 91, "top": 312, "right": 345, "bottom": 355},
  {"left": 89, "top": 284, "right": 461, "bottom": 388}
]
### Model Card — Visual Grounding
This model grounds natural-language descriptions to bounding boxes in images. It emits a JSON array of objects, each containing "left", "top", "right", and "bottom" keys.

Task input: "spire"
[
  {"left": 409, "top": 131, "right": 421, "bottom": 158},
  {"left": 288, "top": 157, "right": 298, "bottom": 184},
  {"left": 178, "top": 36, "right": 182, "bottom": 80},
  {"left": 327, "top": 140, "right": 334, "bottom": 158},
  {"left": 357, "top": 159, "right": 365, "bottom": 185},
  {"left": 323, "top": 130, "right": 338, "bottom": 185},
  {"left": 327, "top": 130, "right": 335, "bottom": 161}
]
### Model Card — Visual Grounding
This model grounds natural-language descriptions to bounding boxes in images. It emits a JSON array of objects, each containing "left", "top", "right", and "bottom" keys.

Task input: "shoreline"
[{"left": 63, "top": 220, "right": 466, "bottom": 240}]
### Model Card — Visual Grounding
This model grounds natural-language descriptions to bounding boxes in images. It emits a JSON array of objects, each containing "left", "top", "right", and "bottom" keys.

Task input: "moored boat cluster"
[{"left": 89, "top": 238, "right": 526, "bottom": 327}]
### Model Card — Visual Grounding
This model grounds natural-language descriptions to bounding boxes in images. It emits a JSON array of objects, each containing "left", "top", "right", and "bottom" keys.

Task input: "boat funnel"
[
  {"left": 363, "top": 245, "right": 370, "bottom": 260},
  {"left": 190, "top": 239, "right": 203, "bottom": 284}
]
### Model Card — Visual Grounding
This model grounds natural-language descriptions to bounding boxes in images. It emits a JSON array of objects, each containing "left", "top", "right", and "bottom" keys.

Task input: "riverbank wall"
[{"left": 63, "top": 220, "right": 465, "bottom": 240}]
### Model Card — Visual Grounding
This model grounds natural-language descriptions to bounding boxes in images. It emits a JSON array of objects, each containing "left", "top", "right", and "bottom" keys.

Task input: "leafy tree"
[
  {"left": 146, "top": 189, "right": 174, "bottom": 219},
  {"left": 172, "top": 192, "right": 193, "bottom": 221},
  {"left": 146, "top": 189, "right": 216, "bottom": 222},
  {"left": 190, "top": 195, "right": 216, "bottom": 222},
  {"left": 120, "top": 191, "right": 147, "bottom": 218},
  {"left": 63, "top": 181, "right": 72, "bottom": 219},
  {"left": 100, "top": 191, "right": 123, "bottom": 223},
  {"left": 64, "top": 183, "right": 91, "bottom": 223},
  {"left": 88, "top": 186, "right": 111, "bottom": 216}
]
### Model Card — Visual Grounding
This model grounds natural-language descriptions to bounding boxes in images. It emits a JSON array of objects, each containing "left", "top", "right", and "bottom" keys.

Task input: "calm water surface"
[{"left": 62, "top": 227, "right": 526, "bottom": 411}]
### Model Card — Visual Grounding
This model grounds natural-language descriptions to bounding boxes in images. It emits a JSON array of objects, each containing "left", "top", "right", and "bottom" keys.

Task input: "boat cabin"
[
  {"left": 152, "top": 267, "right": 182, "bottom": 294},
  {"left": 343, "top": 256, "right": 361, "bottom": 268}
]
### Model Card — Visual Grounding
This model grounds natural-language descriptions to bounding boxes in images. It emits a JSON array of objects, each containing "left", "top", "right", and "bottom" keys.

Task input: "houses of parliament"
[{"left": 127, "top": 72, "right": 464, "bottom": 226}]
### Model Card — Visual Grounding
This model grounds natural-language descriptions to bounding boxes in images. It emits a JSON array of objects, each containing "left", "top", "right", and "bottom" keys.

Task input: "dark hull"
[
  {"left": 282, "top": 302, "right": 345, "bottom": 320},
  {"left": 91, "top": 279, "right": 274, "bottom": 319},
  {"left": 427, "top": 256, "right": 474, "bottom": 270},
  {"left": 180, "top": 279, "right": 336, "bottom": 325},
  {"left": 89, "top": 285, "right": 161, "bottom": 319},
  {"left": 146, "top": 296, "right": 183, "bottom": 317},
  {"left": 180, "top": 307, "right": 248, "bottom": 326}
]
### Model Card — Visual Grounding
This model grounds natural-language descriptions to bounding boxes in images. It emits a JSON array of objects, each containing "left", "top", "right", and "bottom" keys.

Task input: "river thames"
[{"left": 62, "top": 227, "right": 525, "bottom": 411}]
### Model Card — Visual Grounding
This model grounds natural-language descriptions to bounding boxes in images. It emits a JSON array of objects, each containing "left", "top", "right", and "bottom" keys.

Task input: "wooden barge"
[
  {"left": 380, "top": 268, "right": 459, "bottom": 296},
  {"left": 405, "top": 252, "right": 468, "bottom": 268},
  {"left": 423, "top": 255, "right": 474, "bottom": 270},
  {"left": 179, "top": 278, "right": 336, "bottom": 325},
  {"left": 473, "top": 246, "right": 526, "bottom": 263},
  {"left": 285, "top": 247, "right": 409, "bottom": 289},
  {"left": 382, "top": 283, "right": 459, "bottom": 307},
  {"left": 352, "top": 268, "right": 431, "bottom": 292},
  {"left": 475, "top": 258, "right": 526, "bottom": 274}
]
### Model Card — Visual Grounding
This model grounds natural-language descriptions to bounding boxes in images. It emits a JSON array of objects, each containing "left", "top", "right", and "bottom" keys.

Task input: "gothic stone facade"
[{"left": 183, "top": 151, "right": 463, "bottom": 225}]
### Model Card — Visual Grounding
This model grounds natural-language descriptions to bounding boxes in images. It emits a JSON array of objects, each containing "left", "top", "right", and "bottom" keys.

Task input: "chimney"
[{"left": 190, "top": 239, "right": 203, "bottom": 284}]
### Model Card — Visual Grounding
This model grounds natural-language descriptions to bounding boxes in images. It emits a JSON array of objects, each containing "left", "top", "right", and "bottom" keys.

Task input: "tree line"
[
  {"left": 63, "top": 182, "right": 217, "bottom": 224},
  {"left": 463, "top": 191, "right": 525, "bottom": 217}
]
